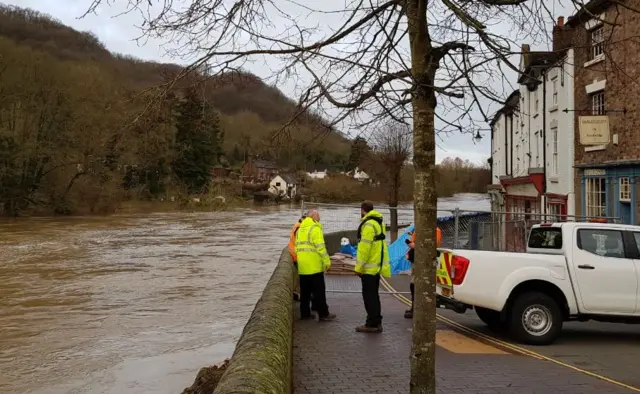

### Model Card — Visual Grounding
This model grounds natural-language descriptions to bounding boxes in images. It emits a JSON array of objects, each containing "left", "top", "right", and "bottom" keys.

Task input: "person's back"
[
  {"left": 354, "top": 201, "right": 390, "bottom": 333},
  {"left": 294, "top": 210, "right": 336, "bottom": 321}
]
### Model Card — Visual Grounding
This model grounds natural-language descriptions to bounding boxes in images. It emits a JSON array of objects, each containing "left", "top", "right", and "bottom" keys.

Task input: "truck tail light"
[{"left": 450, "top": 255, "right": 470, "bottom": 285}]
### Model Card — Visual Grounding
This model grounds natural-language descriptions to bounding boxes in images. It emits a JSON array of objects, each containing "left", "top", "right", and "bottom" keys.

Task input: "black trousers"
[
  {"left": 361, "top": 274, "right": 382, "bottom": 327},
  {"left": 409, "top": 282, "right": 415, "bottom": 310},
  {"left": 299, "top": 273, "right": 329, "bottom": 318}
]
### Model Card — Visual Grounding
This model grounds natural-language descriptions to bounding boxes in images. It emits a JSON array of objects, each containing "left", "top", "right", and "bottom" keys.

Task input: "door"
[
  {"left": 619, "top": 202, "right": 631, "bottom": 224},
  {"left": 572, "top": 228, "right": 638, "bottom": 314}
]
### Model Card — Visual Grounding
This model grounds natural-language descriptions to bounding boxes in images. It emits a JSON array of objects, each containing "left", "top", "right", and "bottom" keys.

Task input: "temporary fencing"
[{"left": 300, "top": 200, "right": 622, "bottom": 276}]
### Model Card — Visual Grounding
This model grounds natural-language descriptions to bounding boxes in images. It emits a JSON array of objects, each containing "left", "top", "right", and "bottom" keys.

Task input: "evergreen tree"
[
  {"left": 347, "top": 136, "right": 369, "bottom": 171},
  {"left": 172, "top": 87, "right": 222, "bottom": 193}
]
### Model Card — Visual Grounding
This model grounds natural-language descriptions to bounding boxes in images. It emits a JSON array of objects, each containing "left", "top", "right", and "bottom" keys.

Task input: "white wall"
[
  {"left": 307, "top": 170, "right": 327, "bottom": 179},
  {"left": 491, "top": 116, "right": 504, "bottom": 184},
  {"left": 269, "top": 176, "right": 297, "bottom": 198},
  {"left": 544, "top": 49, "right": 575, "bottom": 215},
  {"left": 515, "top": 50, "right": 575, "bottom": 215}
]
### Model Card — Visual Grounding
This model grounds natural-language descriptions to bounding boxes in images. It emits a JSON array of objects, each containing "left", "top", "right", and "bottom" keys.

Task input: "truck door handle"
[{"left": 578, "top": 264, "right": 595, "bottom": 270}]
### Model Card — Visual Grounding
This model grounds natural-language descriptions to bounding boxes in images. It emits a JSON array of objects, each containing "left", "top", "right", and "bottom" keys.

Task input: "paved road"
[
  {"left": 386, "top": 275, "right": 640, "bottom": 390},
  {"left": 293, "top": 275, "right": 633, "bottom": 393}
]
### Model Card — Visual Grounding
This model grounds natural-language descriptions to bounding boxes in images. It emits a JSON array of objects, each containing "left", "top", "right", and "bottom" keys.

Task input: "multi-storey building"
[
  {"left": 554, "top": 0, "right": 640, "bottom": 224},
  {"left": 489, "top": 38, "right": 576, "bottom": 220}
]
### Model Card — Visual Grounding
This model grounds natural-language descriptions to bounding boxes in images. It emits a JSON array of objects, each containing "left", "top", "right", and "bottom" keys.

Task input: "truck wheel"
[
  {"left": 508, "top": 292, "right": 563, "bottom": 345},
  {"left": 475, "top": 307, "right": 505, "bottom": 331}
]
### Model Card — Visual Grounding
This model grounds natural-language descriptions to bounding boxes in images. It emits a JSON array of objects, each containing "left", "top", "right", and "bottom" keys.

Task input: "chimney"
[{"left": 552, "top": 16, "right": 572, "bottom": 52}]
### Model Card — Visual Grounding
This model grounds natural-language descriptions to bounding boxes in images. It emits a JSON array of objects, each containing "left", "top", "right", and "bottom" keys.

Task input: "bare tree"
[
  {"left": 80, "top": 0, "right": 623, "bottom": 392},
  {"left": 367, "top": 121, "right": 412, "bottom": 241}
]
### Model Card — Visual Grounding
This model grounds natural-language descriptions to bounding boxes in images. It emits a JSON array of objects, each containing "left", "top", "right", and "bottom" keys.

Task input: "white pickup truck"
[{"left": 437, "top": 222, "right": 640, "bottom": 345}]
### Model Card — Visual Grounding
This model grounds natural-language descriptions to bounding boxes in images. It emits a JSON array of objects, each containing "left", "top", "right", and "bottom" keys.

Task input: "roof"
[
  {"left": 517, "top": 51, "right": 565, "bottom": 84},
  {"left": 278, "top": 174, "right": 298, "bottom": 184},
  {"left": 567, "top": 0, "right": 610, "bottom": 27},
  {"left": 490, "top": 90, "right": 520, "bottom": 127},
  {"left": 254, "top": 159, "right": 278, "bottom": 169}
]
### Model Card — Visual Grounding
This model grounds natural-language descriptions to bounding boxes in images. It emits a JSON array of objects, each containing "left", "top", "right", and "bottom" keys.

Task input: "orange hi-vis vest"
[
  {"left": 406, "top": 227, "right": 442, "bottom": 259},
  {"left": 288, "top": 219, "right": 304, "bottom": 262}
]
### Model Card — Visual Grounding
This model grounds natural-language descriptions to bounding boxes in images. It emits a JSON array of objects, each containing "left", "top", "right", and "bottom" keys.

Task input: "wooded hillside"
[{"left": 0, "top": 5, "right": 351, "bottom": 215}]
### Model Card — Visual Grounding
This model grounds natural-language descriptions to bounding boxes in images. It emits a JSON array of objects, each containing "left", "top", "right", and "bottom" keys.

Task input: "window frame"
[
  {"left": 591, "top": 91, "right": 605, "bottom": 115},
  {"left": 590, "top": 26, "right": 605, "bottom": 60},
  {"left": 619, "top": 177, "right": 631, "bottom": 202},
  {"left": 552, "top": 79, "right": 558, "bottom": 105},
  {"left": 528, "top": 227, "right": 563, "bottom": 250},
  {"left": 577, "top": 228, "right": 625, "bottom": 258},
  {"left": 585, "top": 177, "right": 607, "bottom": 217}
]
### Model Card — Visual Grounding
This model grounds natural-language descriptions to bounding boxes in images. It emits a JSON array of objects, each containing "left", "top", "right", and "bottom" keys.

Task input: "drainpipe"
[
  {"left": 504, "top": 115, "right": 509, "bottom": 176},
  {"left": 542, "top": 68, "right": 548, "bottom": 214},
  {"left": 510, "top": 114, "right": 514, "bottom": 176}
]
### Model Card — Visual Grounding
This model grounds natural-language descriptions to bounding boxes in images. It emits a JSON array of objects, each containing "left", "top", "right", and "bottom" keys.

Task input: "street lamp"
[{"left": 474, "top": 130, "right": 482, "bottom": 142}]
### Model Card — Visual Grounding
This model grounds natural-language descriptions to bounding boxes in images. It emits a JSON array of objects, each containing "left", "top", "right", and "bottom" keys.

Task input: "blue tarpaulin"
[{"left": 389, "top": 225, "right": 414, "bottom": 275}]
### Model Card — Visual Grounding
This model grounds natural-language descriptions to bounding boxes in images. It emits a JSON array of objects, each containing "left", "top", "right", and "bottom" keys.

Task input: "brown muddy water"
[{"left": 0, "top": 194, "right": 489, "bottom": 394}]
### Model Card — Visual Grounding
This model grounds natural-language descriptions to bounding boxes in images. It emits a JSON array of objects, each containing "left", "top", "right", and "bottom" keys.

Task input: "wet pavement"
[
  {"left": 293, "top": 275, "right": 635, "bottom": 393},
  {"left": 386, "top": 275, "right": 640, "bottom": 392}
]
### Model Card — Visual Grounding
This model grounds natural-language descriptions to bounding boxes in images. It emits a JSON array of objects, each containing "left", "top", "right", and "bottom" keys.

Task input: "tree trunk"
[
  {"left": 389, "top": 201, "right": 398, "bottom": 241},
  {"left": 407, "top": 1, "right": 438, "bottom": 393}
]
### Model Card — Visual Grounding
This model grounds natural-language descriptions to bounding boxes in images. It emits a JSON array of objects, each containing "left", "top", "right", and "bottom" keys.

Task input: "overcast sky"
[{"left": 5, "top": 0, "right": 574, "bottom": 165}]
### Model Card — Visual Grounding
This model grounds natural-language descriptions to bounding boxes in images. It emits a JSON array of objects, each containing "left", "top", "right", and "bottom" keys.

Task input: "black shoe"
[
  {"left": 356, "top": 324, "right": 383, "bottom": 333},
  {"left": 300, "top": 313, "right": 316, "bottom": 320},
  {"left": 318, "top": 313, "right": 337, "bottom": 321},
  {"left": 404, "top": 309, "right": 413, "bottom": 319}
]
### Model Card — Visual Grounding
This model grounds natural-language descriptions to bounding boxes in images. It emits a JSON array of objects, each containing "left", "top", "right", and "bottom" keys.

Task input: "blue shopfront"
[{"left": 578, "top": 164, "right": 640, "bottom": 225}]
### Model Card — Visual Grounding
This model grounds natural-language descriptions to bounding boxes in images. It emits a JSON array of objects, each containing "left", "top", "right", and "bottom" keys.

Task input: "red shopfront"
[{"left": 500, "top": 174, "right": 544, "bottom": 252}]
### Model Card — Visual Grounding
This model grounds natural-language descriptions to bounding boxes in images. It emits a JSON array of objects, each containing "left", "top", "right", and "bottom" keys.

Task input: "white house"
[
  {"left": 348, "top": 167, "right": 370, "bottom": 182},
  {"left": 489, "top": 44, "right": 575, "bottom": 220},
  {"left": 307, "top": 169, "right": 328, "bottom": 179},
  {"left": 269, "top": 174, "right": 298, "bottom": 199}
]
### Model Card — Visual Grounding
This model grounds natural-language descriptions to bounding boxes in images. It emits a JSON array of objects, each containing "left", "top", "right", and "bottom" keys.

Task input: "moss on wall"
[{"left": 212, "top": 248, "right": 294, "bottom": 394}]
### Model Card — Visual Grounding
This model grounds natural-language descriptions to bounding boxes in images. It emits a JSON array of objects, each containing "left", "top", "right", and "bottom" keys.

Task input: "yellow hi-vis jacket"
[
  {"left": 355, "top": 210, "right": 391, "bottom": 277},
  {"left": 295, "top": 217, "right": 331, "bottom": 275}
]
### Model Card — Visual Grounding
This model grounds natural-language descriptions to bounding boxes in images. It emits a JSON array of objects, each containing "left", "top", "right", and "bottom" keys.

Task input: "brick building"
[
  {"left": 242, "top": 156, "right": 279, "bottom": 182},
  {"left": 556, "top": 0, "right": 640, "bottom": 224}
]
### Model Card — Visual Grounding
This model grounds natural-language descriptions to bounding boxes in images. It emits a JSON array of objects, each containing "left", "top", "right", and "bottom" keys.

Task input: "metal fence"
[{"left": 301, "top": 200, "right": 622, "bottom": 252}]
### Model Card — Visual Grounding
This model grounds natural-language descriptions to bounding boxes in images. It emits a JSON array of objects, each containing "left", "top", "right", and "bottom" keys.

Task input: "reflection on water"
[{"left": 0, "top": 194, "right": 488, "bottom": 394}]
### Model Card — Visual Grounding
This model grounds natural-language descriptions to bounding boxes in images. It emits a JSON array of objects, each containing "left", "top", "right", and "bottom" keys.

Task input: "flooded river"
[{"left": 0, "top": 194, "right": 489, "bottom": 394}]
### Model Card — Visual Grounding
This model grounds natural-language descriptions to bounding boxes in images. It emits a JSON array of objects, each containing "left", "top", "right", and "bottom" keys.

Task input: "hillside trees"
[{"left": 0, "top": 4, "right": 355, "bottom": 215}]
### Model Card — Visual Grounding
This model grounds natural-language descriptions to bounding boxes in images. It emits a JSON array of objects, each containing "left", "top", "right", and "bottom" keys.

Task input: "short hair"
[{"left": 361, "top": 200, "right": 374, "bottom": 213}]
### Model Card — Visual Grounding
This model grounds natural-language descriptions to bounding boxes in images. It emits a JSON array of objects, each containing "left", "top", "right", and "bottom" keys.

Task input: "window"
[
  {"left": 590, "top": 26, "right": 604, "bottom": 60},
  {"left": 552, "top": 80, "right": 558, "bottom": 105},
  {"left": 534, "top": 90, "right": 539, "bottom": 112},
  {"left": 619, "top": 177, "right": 631, "bottom": 201},
  {"left": 591, "top": 91, "right": 605, "bottom": 115},
  {"left": 528, "top": 227, "right": 562, "bottom": 249},
  {"left": 585, "top": 177, "right": 607, "bottom": 217},
  {"left": 547, "top": 203, "right": 563, "bottom": 222},
  {"left": 552, "top": 127, "right": 558, "bottom": 175},
  {"left": 578, "top": 229, "right": 624, "bottom": 258},
  {"left": 275, "top": 182, "right": 281, "bottom": 186}
]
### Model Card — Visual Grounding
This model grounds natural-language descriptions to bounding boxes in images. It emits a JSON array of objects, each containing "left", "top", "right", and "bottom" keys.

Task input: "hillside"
[
  {"left": 0, "top": 4, "right": 351, "bottom": 166},
  {"left": 0, "top": 4, "right": 351, "bottom": 215}
]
